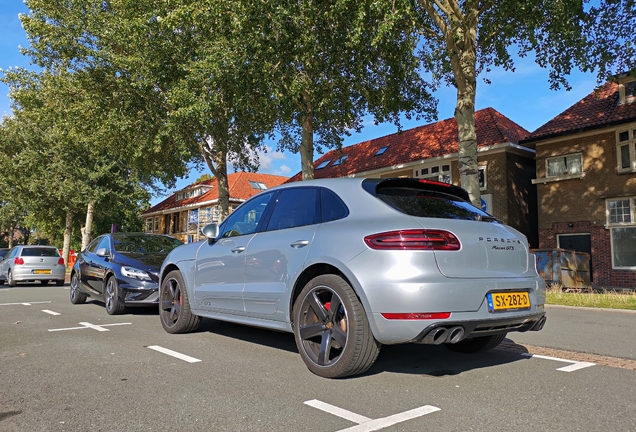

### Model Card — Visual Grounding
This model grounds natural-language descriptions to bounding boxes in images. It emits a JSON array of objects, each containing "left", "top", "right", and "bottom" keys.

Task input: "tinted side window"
[
  {"left": 266, "top": 188, "right": 319, "bottom": 231},
  {"left": 320, "top": 189, "right": 348, "bottom": 222},
  {"left": 221, "top": 192, "right": 275, "bottom": 238},
  {"left": 86, "top": 237, "right": 102, "bottom": 253}
]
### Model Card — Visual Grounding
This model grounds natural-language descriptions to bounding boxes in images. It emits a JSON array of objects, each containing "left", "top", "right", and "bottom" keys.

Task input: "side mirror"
[
  {"left": 201, "top": 224, "right": 219, "bottom": 244},
  {"left": 96, "top": 248, "right": 109, "bottom": 257}
]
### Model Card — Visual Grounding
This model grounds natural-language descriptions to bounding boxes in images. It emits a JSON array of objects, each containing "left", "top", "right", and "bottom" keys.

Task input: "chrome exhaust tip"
[
  {"left": 532, "top": 316, "right": 547, "bottom": 331},
  {"left": 446, "top": 326, "right": 465, "bottom": 344},
  {"left": 422, "top": 327, "right": 449, "bottom": 345}
]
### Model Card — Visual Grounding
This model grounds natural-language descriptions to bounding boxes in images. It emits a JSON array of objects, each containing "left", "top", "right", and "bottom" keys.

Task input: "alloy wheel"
[{"left": 160, "top": 276, "right": 182, "bottom": 327}]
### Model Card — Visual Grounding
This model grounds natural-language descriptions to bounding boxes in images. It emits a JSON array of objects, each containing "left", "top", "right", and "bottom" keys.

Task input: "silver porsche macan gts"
[{"left": 158, "top": 177, "right": 546, "bottom": 378}]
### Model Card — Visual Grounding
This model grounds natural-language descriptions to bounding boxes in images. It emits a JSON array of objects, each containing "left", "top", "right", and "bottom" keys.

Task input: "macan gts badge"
[{"left": 157, "top": 177, "right": 547, "bottom": 378}]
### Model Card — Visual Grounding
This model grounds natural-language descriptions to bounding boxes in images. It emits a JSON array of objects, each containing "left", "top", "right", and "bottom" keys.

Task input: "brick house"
[
  {"left": 141, "top": 172, "right": 289, "bottom": 243},
  {"left": 289, "top": 107, "right": 539, "bottom": 246},
  {"left": 521, "top": 75, "right": 636, "bottom": 288}
]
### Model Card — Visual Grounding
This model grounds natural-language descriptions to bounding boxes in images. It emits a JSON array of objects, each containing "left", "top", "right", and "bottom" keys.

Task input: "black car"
[{"left": 70, "top": 233, "right": 184, "bottom": 315}]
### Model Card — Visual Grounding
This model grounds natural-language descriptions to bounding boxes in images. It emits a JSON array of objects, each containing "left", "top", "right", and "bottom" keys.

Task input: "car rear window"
[
  {"left": 374, "top": 186, "right": 497, "bottom": 222},
  {"left": 21, "top": 248, "right": 60, "bottom": 257}
]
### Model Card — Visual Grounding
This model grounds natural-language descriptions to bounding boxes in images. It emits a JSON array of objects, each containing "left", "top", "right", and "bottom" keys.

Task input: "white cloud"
[{"left": 257, "top": 145, "right": 286, "bottom": 170}]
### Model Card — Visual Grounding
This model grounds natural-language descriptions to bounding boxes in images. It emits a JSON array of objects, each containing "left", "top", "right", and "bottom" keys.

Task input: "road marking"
[
  {"left": 147, "top": 345, "right": 202, "bottom": 363},
  {"left": 48, "top": 322, "right": 131, "bottom": 332},
  {"left": 304, "top": 399, "right": 440, "bottom": 432},
  {"left": 521, "top": 353, "right": 595, "bottom": 372},
  {"left": 0, "top": 301, "right": 52, "bottom": 306},
  {"left": 42, "top": 310, "right": 61, "bottom": 316}
]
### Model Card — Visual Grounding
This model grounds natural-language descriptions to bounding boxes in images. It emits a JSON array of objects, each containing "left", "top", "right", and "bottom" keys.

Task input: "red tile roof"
[
  {"left": 288, "top": 107, "right": 530, "bottom": 181},
  {"left": 141, "top": 172, "right": 289, "bottom": 215},
  {"left": 523, "top": 82, "right": 636, "bottom": 143}
]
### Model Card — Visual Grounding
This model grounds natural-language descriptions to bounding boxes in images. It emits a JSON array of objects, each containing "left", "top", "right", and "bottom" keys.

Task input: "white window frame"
[
  {"left": 145, "top": 218, "right": 153, "bottom": 232},
  {"left": 546, "top": 153, "right": 583, "bottom": 178},
  {"left": 616, "top": 124, "right": 636, "bottom": 173},
  {"left": 153, "top": 216, "right": 159, "bottom": 232},
  {"left": 414, "top": 163, "right": 452, "bottom": 184},
  {"left": 606, "top": 197, "right": 636, "bottom": 269}
]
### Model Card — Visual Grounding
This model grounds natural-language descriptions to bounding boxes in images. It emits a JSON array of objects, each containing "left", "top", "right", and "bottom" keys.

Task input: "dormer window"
[
  {"left": 375, "top": 146, "right": 388, "bottom": 156},
  {"left": 332, "top": 155, "right": 348, "bottom": 166},
  {"left": 619, "top": 78, "right": 636, "bottom": 104},
  {"left": 316, "top": 160, "right": 331, "bottom": 169}
]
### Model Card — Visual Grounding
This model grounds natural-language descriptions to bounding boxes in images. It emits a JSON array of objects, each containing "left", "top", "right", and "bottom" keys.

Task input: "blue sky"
[{"left": 1, "top": 1, "right": 601, "bottom": 205}]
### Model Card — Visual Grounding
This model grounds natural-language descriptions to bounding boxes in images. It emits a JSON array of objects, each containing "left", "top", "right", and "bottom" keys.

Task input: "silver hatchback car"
[
  {"left": 0, "top": 245, "right": 66, "bottom": 286},
  {"left": 158, "top": 178, "right": 546, "bottom": 378}
]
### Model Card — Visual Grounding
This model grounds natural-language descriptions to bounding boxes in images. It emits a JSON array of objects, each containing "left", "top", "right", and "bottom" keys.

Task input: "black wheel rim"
[
  {"left": 298, "top": 286, "right": 348, "bottom": 367},
  {"left": 70, "top": 275, "right": 78, "bottom": 301},
  {"left": 160, "top": 277, "right": 182, "bottom": 327},
  {"left": 105, "top": 279, "right": 115, "bottom": 311}
]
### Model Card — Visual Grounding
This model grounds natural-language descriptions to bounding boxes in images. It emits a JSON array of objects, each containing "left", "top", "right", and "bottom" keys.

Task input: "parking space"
[{"left": 1, "top": 286, "right": 635, "bottom": 431}]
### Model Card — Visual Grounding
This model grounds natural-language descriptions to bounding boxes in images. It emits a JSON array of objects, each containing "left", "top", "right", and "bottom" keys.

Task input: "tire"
[
  {"left": 55, "top": 279, "right": 64, "bottom": 286},
  {"left": 8, "top": 271, "right": 17, "bottom": 287},
  {"left": 445, "top": 333, "right": 507, "bottom": 353},
  {"left": 40, "top": 280, "right": 49, "bottom": 285},
  {"left": 69, "top": 273, "right": 87, "bottom": 305},
  {"left": 159, "top": 270, "right": 201, "bottom": 334},
  {"left": 105, "top": 276, "right": 126, "bottom": 315},
  {"left": 293, "top": 274, "right": 381, "bottom": 379}
]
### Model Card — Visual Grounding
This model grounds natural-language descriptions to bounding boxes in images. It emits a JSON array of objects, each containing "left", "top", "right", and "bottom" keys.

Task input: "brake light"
[
  {"left": 364, "top": 229, "right": 460, "bottom": 251},
  {"left": 381, "top": 312, "right": 451, "bottom": 320},
  {"left": 58, "top": 258, "right": 65, "bottom": 265},
  {"left": 418, "top": 179, "right": 450, "bottom": 187},
  {"left": 14, "top": 257, "right": 24, "bottom": 265}
]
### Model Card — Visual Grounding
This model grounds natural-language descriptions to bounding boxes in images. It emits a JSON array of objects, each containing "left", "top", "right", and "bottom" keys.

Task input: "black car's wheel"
[
  {"left": 8, "top": 271, "right": 17, "bottom": 287},
  {"left": 445, "top": 333, "right": 507, "bottom": 353},
  {"left": 69, "top": 273, "right": 87, "bottom": 304},
  {"left": 105, "top": 276, "right": 126, "bottom": 315},
  {"left": 159, "top": 270, "right": 200, "bottom": 334},
  {"left": 293, "top": 274, "right": 381, "bottom": 379},
  {"left": 40, "top": 280, "right": 49, "bottom": 285}
]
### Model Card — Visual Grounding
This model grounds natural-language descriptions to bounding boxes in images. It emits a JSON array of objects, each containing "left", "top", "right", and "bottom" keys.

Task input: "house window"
[
  {"left": 375, "top": 146, "right": 389, "bottom": 156},
  {"left": 316, "top": 160, "right": 331, "bottom": 169},
  {"left": 617, "top": 126, "right": 636, "bottom": 172},
  {"left": 332, "top": 155, "right": 348, "bottom": 166},
  {"left": 479, "top": 166, "right": 487, "bottom": 190},
  {"left": 607, "top": 197, "right": 636, "bottom": 268},
  {"left": 546, "top": 153, "right": 582, "bottom": 177},
  {"left": 249, "top": 181, "right": 268, "bottom": 190},
  {"left": 622, "top": 81, "right": 636, "bottom": 104},
  {"left": 414, "top": 163, "right": 451, "bottom": 184},
  {"left": 153, "top": 216, "right": 159, "bottom": 232},
  {"left": 145, "top": 218, "right": 153, "bottom": 232}
]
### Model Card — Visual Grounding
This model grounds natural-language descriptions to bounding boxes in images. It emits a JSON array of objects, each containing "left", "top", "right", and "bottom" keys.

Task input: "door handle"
[
  {"left": 231, "top": 247, "right": 246, "bottom": 254},
  {"left": 290, "top": 240, "right": 309, "bottom": 248}
]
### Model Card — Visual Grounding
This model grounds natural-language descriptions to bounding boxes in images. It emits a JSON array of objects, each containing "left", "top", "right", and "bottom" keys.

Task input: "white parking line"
[
  {"left": 304, "top": 399, "right": 440, "bottom": 432},
  {"left": 147, "top": 345, "right": 202, "bottom": 363},
  {"left": 522, "top": 353, "right": 596, "bottom": 372},
  {"left": 48, "top": 322, "right": 131, "bottom": 332},
  {"left": 0, "top": 301, "right": 52, "bottom": 306},
  {"left": 42, "top": 310, "right": 61, "bottom": 316}
]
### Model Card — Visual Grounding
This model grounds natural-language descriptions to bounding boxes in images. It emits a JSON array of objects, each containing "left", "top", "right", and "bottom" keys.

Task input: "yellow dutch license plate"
[
  {"left": 487, "top": 291, "right": 530, "bottom": 312},
  {"left": 33, "top": 269, "right": 51, "bottom": 275}
]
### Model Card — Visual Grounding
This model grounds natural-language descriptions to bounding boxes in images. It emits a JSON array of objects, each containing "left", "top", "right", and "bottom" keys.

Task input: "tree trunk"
[
  {"left": 62, "top": 212, "right": 73, "bottom": 267},
  {"left": 8, "top": 225, "right": 15, "bottom": 248},
  {"left": 300, "top": 94, "right": 314, "bottom": 181},
  {"left": 81, "top": 201, "right": 95, "bottom": 250},
  {"left": 214, "top": 152, "right": 230, "bottom": 221}
]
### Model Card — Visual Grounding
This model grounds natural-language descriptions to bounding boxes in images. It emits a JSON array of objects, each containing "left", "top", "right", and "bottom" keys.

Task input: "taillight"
[
  {"left": 364, "top": 229, "right": 460, "bottom": 251},
  {"left": 58, "top": 258, "right": 65, "bottom": 265},
  {"left": 14, "top": 257, "right": 24, "bottom": 265}
]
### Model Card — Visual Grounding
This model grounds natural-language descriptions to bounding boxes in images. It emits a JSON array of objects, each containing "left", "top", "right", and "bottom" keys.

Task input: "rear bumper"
[{"left": 11, "top": 267, "right": 66, "bottom": 282}]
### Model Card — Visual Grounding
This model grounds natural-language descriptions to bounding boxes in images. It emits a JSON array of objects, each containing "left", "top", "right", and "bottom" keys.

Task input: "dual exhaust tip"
[{"left": 422, "top": 326, "right": 465, "bottom": 345}]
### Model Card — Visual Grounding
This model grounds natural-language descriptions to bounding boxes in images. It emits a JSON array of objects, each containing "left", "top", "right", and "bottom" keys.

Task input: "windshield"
[{"left": 113, "top": 234, "right": 183, "bottom": 254}]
